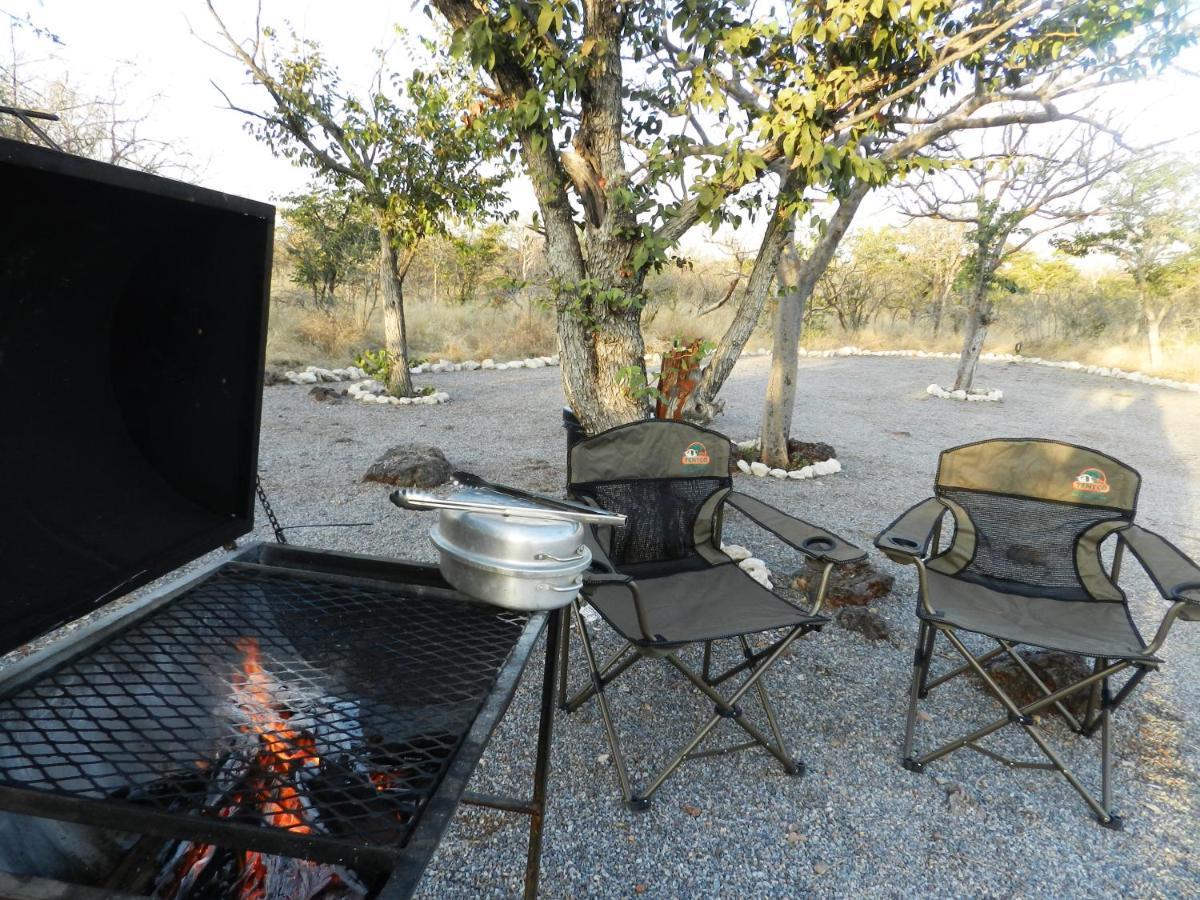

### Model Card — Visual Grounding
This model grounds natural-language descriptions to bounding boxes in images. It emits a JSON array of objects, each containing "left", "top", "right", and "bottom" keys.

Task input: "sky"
[{"left": 5, "top": 1, "right": 1199, "bottom": 260}]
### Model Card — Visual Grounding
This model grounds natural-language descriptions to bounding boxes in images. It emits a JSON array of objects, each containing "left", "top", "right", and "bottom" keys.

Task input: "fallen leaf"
[
  {"left": 597, "top": 753, "right": 610, "bottom": 764},
  {"left": 634, "top": 884, "right": 648, "bottom": 894},
  {"left": 813, "top": 862, "right": 829, "bottom": 875},
  {"left": 916, "top": 710, "right": 933, "bottom": 723},
  {"left": 681, "top": 803, "right": 702, "bottom": 817}
]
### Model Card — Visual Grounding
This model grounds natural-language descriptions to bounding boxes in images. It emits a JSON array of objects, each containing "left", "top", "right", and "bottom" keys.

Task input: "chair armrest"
[
  {"left": 875, "top": 497, "right": 948, "bottom": 562},
  {"left": 724, "top": 491, "right": 866, "bottom": 564},
  {"left": 1120, "top": 525, "right": 1200, "bottom": 618}
]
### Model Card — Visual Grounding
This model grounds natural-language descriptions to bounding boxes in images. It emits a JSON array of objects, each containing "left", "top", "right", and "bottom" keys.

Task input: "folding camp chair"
[
  {"left": 558, "top": 419, "right": 865, "bottom": 809},
  {"left": 876, "top": 438, "right": 1200, "bottom": 828}
]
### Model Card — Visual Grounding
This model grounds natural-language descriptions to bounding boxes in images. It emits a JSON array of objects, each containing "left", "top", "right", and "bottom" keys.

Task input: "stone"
[
  {"left": 363, "top": 444, "right": 453, "bottom": 488},
  {"left": 721, "top": 544, "right": 752, "bottom": 562},
  {"left": 749, "top": 461, "right": 769, "bottom": 477},
  {"left": 481, "top": 359, "right": 496, "bottom": 369},
  {"left": 308, "top": 386, "right": 343, "bottom": 403},
  {"left": 769, "top": 468, "right": 788, "bottom": 479},
  {"left": 462, "top": 361, "right": 480, "bottom": 371},
  {"left": 432, "top": 391, "right": 451, "bottom": 403},
  {"left": 835, "top": 607, "right": 891, "bottom": 642},
  {"left": 263, "top": 368, "right": 289, "bottom": 386},
  {"left": 739, "top": 557, "right": 767, "bottom": 572},
  {"left": 798, "top": 465, "right": 815, "bottom": 479},
  {"left": 292, "top": 371, "right": 319, "bottom": 384},
  {"left": 495, "top": 363, "right": 509, "bottom": 370},
  {"left": 787, "top": 469, "right": 806, "bottom": 480},
  {"left": 507, "top": 360, "right": 525, "bottom": 369},
  {"left": 976, "top": 649, "right": 1093, "bottom": 718},
  {"left": 526, "top": 358, "right": 546, "bottom": 368},
  {"left": 791, "top": 557, "right": 894, "bottom": 609},
  {"left": 736, "top": 459, "right": 751, "bottom": 474}
]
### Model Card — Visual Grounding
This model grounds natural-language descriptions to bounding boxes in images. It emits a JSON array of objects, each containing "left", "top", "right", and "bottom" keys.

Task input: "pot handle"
[
  {"left": 535, "top": 548, "right": 589, "bottom": 564},
  {"left": 539, "top": 579, "right": 584, "bottom": 593}
]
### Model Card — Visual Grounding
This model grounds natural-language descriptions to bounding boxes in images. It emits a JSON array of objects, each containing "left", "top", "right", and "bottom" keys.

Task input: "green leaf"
[{"left": 537, "top": 4, "right": 554, "bottom": 36}]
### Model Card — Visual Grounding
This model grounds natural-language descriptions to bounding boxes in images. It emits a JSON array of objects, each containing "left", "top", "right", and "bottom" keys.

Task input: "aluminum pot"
[{"left": 392, "top": 484, "right": 624, "bottom": 611}]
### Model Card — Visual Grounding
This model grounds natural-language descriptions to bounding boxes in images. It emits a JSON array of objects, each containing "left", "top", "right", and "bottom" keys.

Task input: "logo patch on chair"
[
  {"left": 1072, "top": 468, "right": 1111, "bottom": 494},
  {"left": 682, "top": 442, "right": 710, "bottom": 465}
]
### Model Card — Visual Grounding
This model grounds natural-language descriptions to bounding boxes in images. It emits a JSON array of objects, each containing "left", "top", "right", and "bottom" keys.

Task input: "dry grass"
[
  {"left": 266, "top": 293, "right": 1198, "bottom": 383},
  {"left": 801, "top": 323, "right": 1200, "bottom": 383}
]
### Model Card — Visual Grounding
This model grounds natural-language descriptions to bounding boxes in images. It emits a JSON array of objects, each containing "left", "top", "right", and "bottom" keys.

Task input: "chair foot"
[
  {"left": 902, "top": 756, "right": 925, "bottom": 774},
  {"left": 557, "top": 702, "right": 572, "bottom": 712},
  {"left": 1097, "top": 812, "right": 1124, "bottom": 831},
  {"left": 784, "top": 758, "right": 806, "bottom": 777},
  {"left": 626, "top": 796, "right": 652, "bottom": 813}
]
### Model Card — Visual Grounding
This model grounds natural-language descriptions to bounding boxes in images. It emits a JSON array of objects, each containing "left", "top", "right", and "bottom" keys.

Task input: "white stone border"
[
  {"left": 794, "top": 346, "right": 1200, "bottom": 394},
  {"left": 346, "top": 380, "right": 449, "bottom": 406},
  {"left": 926, "top": 384, "right": 1003, "bottom": 402},
  {"left": 732, "top": 440, "right": 842, "bottom": 481},
  {"left": 413, "top": 356, "right": 559, "bottom": 374}
]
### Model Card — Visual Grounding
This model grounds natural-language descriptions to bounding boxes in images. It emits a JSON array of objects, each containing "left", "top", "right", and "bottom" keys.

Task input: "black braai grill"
[
  {"left": 0, "top": 552, "right": 533, "bottom": 871},
  {"left": 0, "top": 137, "right": 558, "bottom": 898}
]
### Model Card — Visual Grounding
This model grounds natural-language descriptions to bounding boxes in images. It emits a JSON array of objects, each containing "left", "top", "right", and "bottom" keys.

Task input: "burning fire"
[
  {"left": 231, "top": 637, "right": 319, "bottom": 835},
  {"left": 157, "top": 637, "right": 361, "bottom": 900}
]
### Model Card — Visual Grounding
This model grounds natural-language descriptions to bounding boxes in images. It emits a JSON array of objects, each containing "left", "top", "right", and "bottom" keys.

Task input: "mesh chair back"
[
  {"left": 568, "top": 420, "right": 732, "bottom": 567},
  {"left": 931, "top": 439, "right": 1140, "bottom": 601}
]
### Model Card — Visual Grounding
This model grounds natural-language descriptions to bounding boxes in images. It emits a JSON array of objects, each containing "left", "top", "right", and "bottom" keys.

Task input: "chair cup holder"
[
  {"left": 802, "top": 536, "right": 837, "bottom": 553},
  {"left": 889, "top": 537, "right": 920, "bottom": 550}
]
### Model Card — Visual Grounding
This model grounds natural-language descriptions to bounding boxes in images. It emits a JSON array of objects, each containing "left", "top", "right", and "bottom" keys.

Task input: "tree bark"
[
  {"left": 377, "top": 221, "right": 414, "bottom": 396},
  {"left": 683, "top": 174, "right": 803, "bottom": 424},
  {"left": 1145, "top": 304, "right": 1165, "bottom": 371},
  {"left": 756, "top": 182, "right": 868, "bottom": 464},
  {"left": 759, "top": 242, "right": 807, "bottom": 468},
  {"left": 954, "top": 274, "right": 993, "bottom": 392}
]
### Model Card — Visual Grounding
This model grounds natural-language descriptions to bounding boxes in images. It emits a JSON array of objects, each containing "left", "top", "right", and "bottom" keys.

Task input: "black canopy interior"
[{"left": 0, "top": 138, "right": 273, "bottom": 655}]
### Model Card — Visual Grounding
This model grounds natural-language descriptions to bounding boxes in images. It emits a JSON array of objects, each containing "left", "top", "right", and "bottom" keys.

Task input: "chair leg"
[
  {"left": 570, "top": 601, "right": 639, "bottom": 809},
  {"left": 739, "top": 634, "right": 789, "bottom": 765},
  {"left": 902, "top": 621, "right": 934, "bottom": 769},
  {"left": 924, "top": 629, "right": 1128, "bottom": 827},
  {"left": 636, "top": 625, "right": 806, "bottom": 802},
  {"left": 702, "top": 640, "right": 714, "bottom": 684},
  {"left": 1098, "top": 666, "right": 1123, "bottom": 829},
  {"left": 563, "top": 643, "right": 640, "bottom": 713}
]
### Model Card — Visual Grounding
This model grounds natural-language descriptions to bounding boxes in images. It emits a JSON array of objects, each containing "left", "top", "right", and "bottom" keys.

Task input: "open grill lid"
[{"left": 0, "top": 137, "right": 274, "bottom": 657}]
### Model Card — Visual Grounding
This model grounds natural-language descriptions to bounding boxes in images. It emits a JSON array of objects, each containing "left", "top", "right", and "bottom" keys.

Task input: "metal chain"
[{"left": 255, "top": 474, "right": 288, "bottom": 544}]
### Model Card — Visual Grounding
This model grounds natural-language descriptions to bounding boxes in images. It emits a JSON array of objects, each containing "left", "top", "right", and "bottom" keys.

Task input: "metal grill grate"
[{"left": 0, "top": 564, "right": 527, "bottom": 864}]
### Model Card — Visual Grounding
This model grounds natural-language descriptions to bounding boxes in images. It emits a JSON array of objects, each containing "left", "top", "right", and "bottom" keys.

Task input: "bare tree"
[{"left": 903, "top": 124, "right": 1131, "bottom": 392}]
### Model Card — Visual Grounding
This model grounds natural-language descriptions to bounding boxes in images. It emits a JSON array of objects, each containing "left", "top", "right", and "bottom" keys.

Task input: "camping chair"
[
  {"left": 558, "top": 419, "right": 865, "bottom": 809},
  {"left": 875, "top": 438, "right": 1200, "bottom": 828}
]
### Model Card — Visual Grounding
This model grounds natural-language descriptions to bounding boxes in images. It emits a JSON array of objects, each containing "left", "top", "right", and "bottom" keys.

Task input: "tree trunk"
[
  {"left": 954, "top": 278, "right": 993, "bottom": 392},
  {"left": 756, "top": 183, "right": 868, "bottom": 463},
  {"left": 377, "top": 221, "right": 414, "bottom": 396},
  {"left": 931, "top": 287, "right": 948, "bottom": 336},
  {"left": 1139, "top": 284, "right": 1166, "bottom": 372},
  {"left": 759, "top": 242, "right": 807, "bottom": 468}
]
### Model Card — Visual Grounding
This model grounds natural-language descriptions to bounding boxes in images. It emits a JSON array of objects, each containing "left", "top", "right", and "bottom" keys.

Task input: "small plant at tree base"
[{"left": 355, "top": 348, "right": 395, "bottom": 382}]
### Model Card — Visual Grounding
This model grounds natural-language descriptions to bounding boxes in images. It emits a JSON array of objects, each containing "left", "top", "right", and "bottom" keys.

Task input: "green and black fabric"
[
  {"left": 560, "top": 418, "right": 864, "bottom": 809},
  {"left": 876, "top": 437, "right": 1200, "bottom": 829}
]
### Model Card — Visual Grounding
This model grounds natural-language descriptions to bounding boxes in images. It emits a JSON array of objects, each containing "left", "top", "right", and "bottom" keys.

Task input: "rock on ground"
[
  {"left": 362, "top": 444, "right": 453, "bottom": 488},
  {"left": 791, "top": 557, "right": 894, "bottom": 609}
]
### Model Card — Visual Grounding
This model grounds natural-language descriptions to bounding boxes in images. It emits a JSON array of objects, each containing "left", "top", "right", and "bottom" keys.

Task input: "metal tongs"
[{"left": 390, "top": 471, "right": 626, "bottom": 527}]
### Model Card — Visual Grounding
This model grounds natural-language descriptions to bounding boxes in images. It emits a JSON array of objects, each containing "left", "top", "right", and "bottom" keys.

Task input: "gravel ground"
[{"left": 17, "top": 354, "right": 1200, "bottom": 897}]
